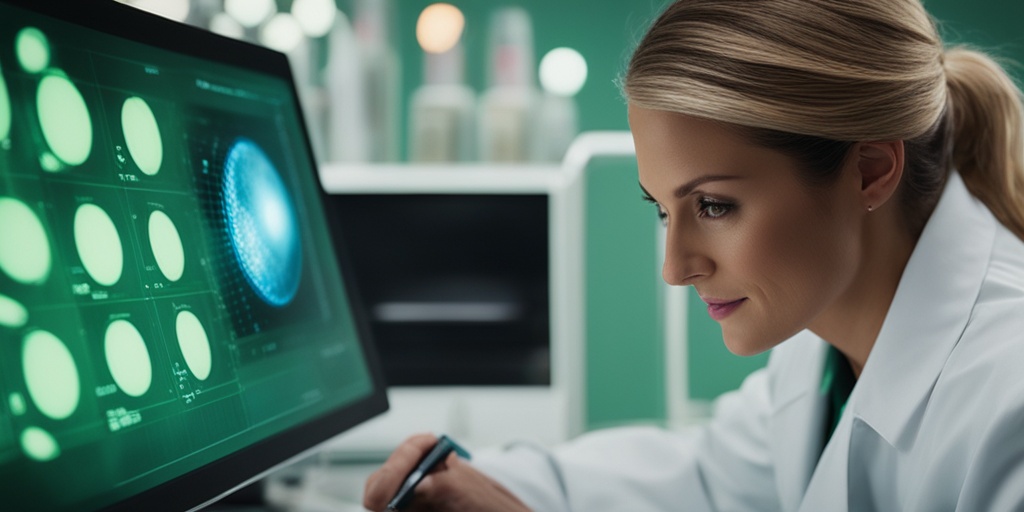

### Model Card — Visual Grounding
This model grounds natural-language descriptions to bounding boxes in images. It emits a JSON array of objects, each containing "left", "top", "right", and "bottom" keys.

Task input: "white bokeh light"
[
  {"left": 225, "top": 0, "right": 276, "bottom": 29},
  {"left": 539, "top": 47, "right": 588, "bottom": 97},
  {"left": 292, "top": 0, "right": 337, "bottom": 38},
  {"left": 125, "top": 0, "right": 190, "bottom": 22},
  {"left": 416, "top": 3, "right": 465, "bottom": 54},
  {"left": 210, "top": 12, "right": 245, "bottom": 40},
  {"left": 260, "top": 14, "right": 304, "bottom": 53}
]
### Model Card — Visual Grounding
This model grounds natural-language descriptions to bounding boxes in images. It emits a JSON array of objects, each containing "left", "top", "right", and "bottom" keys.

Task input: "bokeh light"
[
  {"left": 210, "top": 13, "right": 245, "bottom": 39},
  {"left": 292, "top": 0, "right": 337, "bottom": 38},
  {"left": 225, "top": 0, "right": 276, "bottom": 29},
  {"left": 416, "top": 3, "right": 465, "bottom": 54},
  {"left": 259, "top": 13, "right": 304, "bottom": 53},
  {"left": 539, "top": 47, "right": 588, "bottom": 97}
]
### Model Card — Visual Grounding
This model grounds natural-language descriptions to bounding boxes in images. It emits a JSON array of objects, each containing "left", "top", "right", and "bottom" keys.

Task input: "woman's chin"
[{"left": 720, "top": 328, "right": 780, "bottom": 357}]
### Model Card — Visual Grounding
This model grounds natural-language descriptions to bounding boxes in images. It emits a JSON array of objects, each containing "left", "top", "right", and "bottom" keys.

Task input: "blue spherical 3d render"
[{"left": 222, "top": 138, "right": 302, "bottom": 307}]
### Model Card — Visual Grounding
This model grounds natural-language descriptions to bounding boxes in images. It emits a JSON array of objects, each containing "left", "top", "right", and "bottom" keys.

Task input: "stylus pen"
[{"left": 386, "top": 435, "right": 471, "bottom": 511}]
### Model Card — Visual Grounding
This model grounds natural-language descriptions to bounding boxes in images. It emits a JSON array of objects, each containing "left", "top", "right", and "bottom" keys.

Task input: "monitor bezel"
[{"left": 0, "top": 1, "right": 390, "bottom": 510}]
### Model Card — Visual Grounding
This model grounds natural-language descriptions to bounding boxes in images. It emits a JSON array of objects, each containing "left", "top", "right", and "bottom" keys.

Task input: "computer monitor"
[
  {"left": 0, "top": 1, "right": 388, "bottom": 510},
  {"left": 317, "top": 165, "right": 584, "bottom": 453}
]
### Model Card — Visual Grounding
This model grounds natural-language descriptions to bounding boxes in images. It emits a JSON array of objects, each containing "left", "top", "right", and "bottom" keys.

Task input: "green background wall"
[{"left": 318, "top": 0, "right": 1024, "bottom": 428}]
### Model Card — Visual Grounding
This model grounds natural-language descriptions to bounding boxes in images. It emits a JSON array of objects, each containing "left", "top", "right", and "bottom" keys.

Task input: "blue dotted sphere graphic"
[{"left": 222, "top": 138, "right": 302, "bottom": 307}]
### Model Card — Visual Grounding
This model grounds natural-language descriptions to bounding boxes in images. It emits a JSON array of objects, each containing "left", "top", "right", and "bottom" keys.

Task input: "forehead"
[{"left": 628, "top": 105, "right": 799, "bottom": 189}]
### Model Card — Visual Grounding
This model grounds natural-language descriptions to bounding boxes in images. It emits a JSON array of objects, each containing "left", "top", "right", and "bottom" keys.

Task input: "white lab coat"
[{"left": 473, "top": 171, "right": 1024, "bottom": 511}]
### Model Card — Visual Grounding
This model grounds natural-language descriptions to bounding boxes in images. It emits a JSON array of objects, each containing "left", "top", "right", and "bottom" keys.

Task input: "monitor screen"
[
  {"left": 0, "top": 1, "right": 387, "bottom": 510},
  {"left": 330, "top": 194, "right": 550, "bottom": 387}
]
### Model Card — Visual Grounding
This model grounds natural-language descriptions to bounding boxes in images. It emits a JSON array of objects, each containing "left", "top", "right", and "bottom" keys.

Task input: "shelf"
[{"left": 318, "top": 162, "right": 565, "bottom": 194}]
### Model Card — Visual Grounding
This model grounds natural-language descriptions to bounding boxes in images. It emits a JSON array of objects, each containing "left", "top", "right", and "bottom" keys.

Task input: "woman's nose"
[{"left": 662, "top": 227, "right": 712, "bottom": 286}]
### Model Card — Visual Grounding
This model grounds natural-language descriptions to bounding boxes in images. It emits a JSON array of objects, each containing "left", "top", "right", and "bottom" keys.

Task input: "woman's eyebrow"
[
  {"left": 674, "top": 175, "right": 743, "bottom": 198},
  {"left": 638, "top": 175, "right": 743, "bottom": 202}
]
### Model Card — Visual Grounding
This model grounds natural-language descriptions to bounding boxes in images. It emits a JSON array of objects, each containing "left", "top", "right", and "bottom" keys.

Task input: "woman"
[{"left": 363, "top": 0, "right": 1024, "bottom": 510}]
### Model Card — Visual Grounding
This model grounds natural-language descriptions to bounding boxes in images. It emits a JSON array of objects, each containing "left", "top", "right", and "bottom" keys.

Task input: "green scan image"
[
  {"left": 22, "top": 329, "right": 81, "bottom": 422},
  {"left": 104, "top": 319, "right": 153, "bottom": 398},
  {"left": 0, "top": 293, "right": 28, "bottom": 329},
  {"left": 0, "top": 196, "right": 52, "bottom": 285},
  {"left": 8, "top": 392, "right": 27, "bottom": 416},
  {"left": 37, "top": 71, "right": 93, "bottom": 168},
  {"left": 1, "top": 60, "right": 10, "bottom": 141},
  {"left": 122, "top": 96, "right": 163, "bottom": 176},
  {"left": 15, "top": 27, "right": 49, "bottom": 74},
  {"left": 176, "top": 310, "right": 212, "bottom": 381},
  {"left": 148, "top": 210, "right": 185, "bottom": 282},
  {"left": 20, "top": 426, "right": 60, "bottom": 462},
  {"left": 73, "top": 202, "right": 124, "bottom": 287}
]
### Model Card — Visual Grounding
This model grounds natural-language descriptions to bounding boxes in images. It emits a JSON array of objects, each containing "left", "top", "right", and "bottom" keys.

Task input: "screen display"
[
  {"left": 0, "top": 3, "right": 380, "bottom": 510},
  {"left": 332, "top": 194, "right": 550, "bottom": 386}
]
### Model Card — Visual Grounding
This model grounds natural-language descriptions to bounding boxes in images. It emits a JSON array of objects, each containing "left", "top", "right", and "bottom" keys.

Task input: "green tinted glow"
[
  {"left": 0, "top": 293, "right": 28, "bottom": 329},
  {"left": 104, "top": 320, "right": 152, "bottom": 397},
  {"left": 0, "top": 60, "right": 10, "bottom": 141},
  {"left": 121, "top": 97, "right": 163, "bottom": 175},
  {"left": 148, "top": 210, "right": 184, "bottom": 282},
  {"left": 0, "top": 197, "right": 52, "bottom": 285},
  {"left": 175, "top": 310, "right": 211, "bottom": 381},
  {"left": 15, "top": 27, "right": 49, "bottom": 74},
  {"left": 20, "top": 426, "right": 60, "bottom": 462},
  {"left": 9, "top": 393, "right": 27, "bottom": 416},
  {"left": 37, "top": 73, "right": 92, "bottom": 166},
  {"left": 22, "top": 330, "right": 80, "bottom": 421},
  {"left": 73, "top": 203, "right": 123, "bottom": 287},
  {"left": 39, "top": 152, "right": 60, "bottom": 172}
]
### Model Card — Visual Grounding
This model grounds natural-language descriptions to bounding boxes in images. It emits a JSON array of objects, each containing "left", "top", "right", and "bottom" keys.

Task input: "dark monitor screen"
[
  {"left": 0, "top": 1, "right": 387, "bottom": 510},
  {"left": 331, "top": 194, "right": 550, "bottom": 387}
]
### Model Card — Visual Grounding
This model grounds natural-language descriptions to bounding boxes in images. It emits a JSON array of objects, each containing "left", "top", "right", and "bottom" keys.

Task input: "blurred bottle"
[
  {"left": 352, "top": 0, "right": 400, "bottom": 161},
  {"left": 289, "top": 36, "right": 329, "bottom": 163},
  {"left": 326, "top": 9, "right": 371, "bottom": 162},
  {"left": 532, "top": 47, "right": 587, "bottom": 162},
  {"left": 477, "top": 7, "right": 538, "bottom": 163},
  {"left": 408, "top": 3, "right": 475, "bottom": 162}
]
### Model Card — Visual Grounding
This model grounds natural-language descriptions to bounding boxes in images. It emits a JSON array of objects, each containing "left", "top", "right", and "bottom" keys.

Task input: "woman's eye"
[
  {"left": 698, "top": 198, "right": 733, "bottom": 219},
  {"left": 641, "top": 193, "right": 669, "bottom": 224}
]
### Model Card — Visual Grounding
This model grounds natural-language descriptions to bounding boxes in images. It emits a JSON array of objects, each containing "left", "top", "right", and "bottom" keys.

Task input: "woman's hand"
[{"left": 363, "top": 433, "right": 532, "bottom": 512}]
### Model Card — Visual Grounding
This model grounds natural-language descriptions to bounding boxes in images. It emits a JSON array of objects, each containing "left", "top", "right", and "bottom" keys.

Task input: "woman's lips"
[{"left": 703, "top": 298, "right": 747, "bottom": 321}]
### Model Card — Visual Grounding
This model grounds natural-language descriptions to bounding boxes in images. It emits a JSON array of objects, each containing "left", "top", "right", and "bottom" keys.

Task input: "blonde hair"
[{"left": 624, "top": 0, "right": 1024, "bottom": 240}]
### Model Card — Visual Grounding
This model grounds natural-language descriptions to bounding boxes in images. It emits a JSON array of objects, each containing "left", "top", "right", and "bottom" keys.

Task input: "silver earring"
[{"left": 867, "top": 205, "right": 874, "bottom": 212}]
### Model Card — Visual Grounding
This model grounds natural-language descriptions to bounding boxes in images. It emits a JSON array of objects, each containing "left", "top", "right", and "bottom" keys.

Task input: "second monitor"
[{"left": 320, "top": 165, "right": 584, "bottom": 451}]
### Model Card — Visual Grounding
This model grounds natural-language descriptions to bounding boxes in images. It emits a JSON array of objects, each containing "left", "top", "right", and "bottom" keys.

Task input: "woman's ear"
[{"left": 853, "top": 140, "right": 904, "bottom": 212}]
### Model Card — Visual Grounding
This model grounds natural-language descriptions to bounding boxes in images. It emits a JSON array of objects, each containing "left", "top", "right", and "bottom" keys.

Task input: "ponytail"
[{"left": 944, "top": 47, "right": 1024, "bottom": 241}]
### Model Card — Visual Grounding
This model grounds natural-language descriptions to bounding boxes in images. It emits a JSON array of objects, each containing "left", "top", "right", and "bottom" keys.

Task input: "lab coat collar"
[
  {"left": 768, "top": 331, "right": 828, "bottom": 511},
  {"left": 847, "top": 171, "right": 996, "bottom": 448}
]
